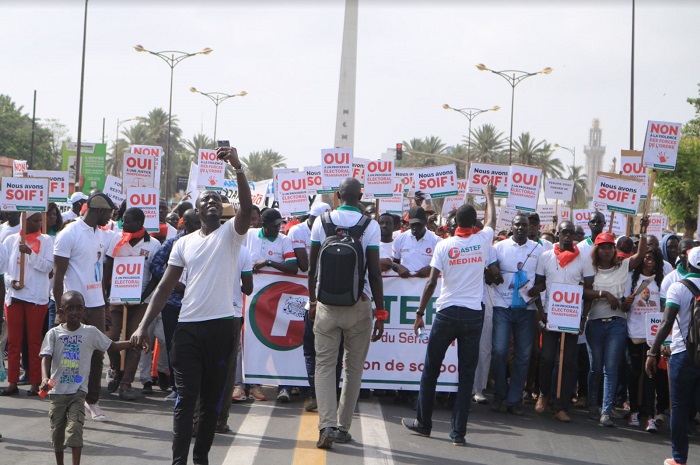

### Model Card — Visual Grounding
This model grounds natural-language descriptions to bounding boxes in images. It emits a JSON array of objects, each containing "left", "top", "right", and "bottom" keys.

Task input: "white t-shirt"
[
  {"left": 245, "top": 228, "right": 296, "bottom": 263},
  {"left": 666, "top": 275, "right": 700, "bottom": 355},
  {"left": 491, "top": 238, "right": 544, "bottom": 310},
  {"left": 577, "top": 237, "right": 595, "bottom": 264},
  {"left": 661, "top": 267, "right": 686, "bottom": 300},
  {"left": 535, "top": 246, "right": 595, "bottom": 314},
  {"left": 233, "top": 247, "right": 253, "bottom": 317},
  {"left": 169, "top": 219, "right": 246, "bottom": 322},
  {"left": 61, "top": 210, "right": 79, "bottom": 223},
  {"left": 3, "top": 233, "right": 54, "bottom": 305},
  {"left": 537, "top": 238, "right": 554, "bottom": 252},
  {"left": 0, "top": 241, "right": 8, "bottom": 275},
  {"left": 663, "top": 260, "right": 674, "bottom": 276},
  {"left": 310, "top": 205, "right": 380, "bottom": 298},
  {"left": 392, "top": 229, "right": 441, "bottom": 273},
  {"left": 380, "top": 240, "right": 393, "bottom": 261},
  {"left": 624, "top": 272, "right": 661, "bottom": 339},
  {"left": 0, "top": 223, "right": 20, "bottom": 244},
  {"left": 431, "top": 228, "right": 494, "bottom": 311},
  {"left": 288, "top": 221, "right": 312, "bottom": 255},
  {"left": 106, "top": 232, "right": 162, "bottom": 304},
  {"left": 53, "top": 219, "right": 108, "bottom": 308},
  {"left": 166, "top": 223, "right": 178, "bottom": 239},
  {"left": 589, "top": 258, "right": 632, "bottom": 320}
]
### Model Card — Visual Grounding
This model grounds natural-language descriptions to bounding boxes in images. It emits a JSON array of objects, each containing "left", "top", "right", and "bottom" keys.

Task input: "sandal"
[{"left": 0, "top": 387, "right": 19, "bottom": 396}]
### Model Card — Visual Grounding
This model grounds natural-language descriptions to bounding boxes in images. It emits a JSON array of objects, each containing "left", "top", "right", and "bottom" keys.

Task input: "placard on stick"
[
  {"left": 127, "top": 187, "right": 159, "bottom": 232},
  {"left": 505, "top": 164, "right": 542, "bottom": 212},
  {"left": 321, "top": 148, "right": 353, "bottom": 190},
  {"left": 645, "top": 313, "right": 672, "bottom": 347},
  {"left": 642, "top": 121, "right": 682, "bottom": 171},
  {"left": 620, "top": 150, "right": 648, "bottom": 199},
  {"left": 1, "top": 177, "right": 49, "bottom": 212},
  {"left": 26, "top": 170, "right": 70, "bottom": 203},
  {"left": 593, "top": 172, "right": 643, "bottom": 215},
  {"left": 467, "top": 162, "right": 509, "bottom": 197},
  {"left": 546, "top": 283, "right": 584, "bottom": 333},
  {"left": 109, "top": 256, "right": 145, "bottom": 304}
]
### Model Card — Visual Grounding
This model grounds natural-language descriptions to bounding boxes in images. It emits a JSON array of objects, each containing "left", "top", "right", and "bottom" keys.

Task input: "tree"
[
  {"left": 683, "top": 83, "right": 700, "bottom": 137},
  {"left": 655, "top": 137, "right": 700, "bottom": 237},
  {"left": 469, "top": 124, "right": 507, "bottom": 164},
  {"left": 512, "top": 133, "right": 563, "bottom": 181},
  {"left": 183, "top": 133, "right": 214, "bottom": 160},
  {"left": 565, "top": 165, "right": 588, "bottom": 209},
  {"left": 397, "top": 136, "right": 448, "bottom": 169},
  {"left": 241, "top": 149, "right": 286, "bottom": 181}
]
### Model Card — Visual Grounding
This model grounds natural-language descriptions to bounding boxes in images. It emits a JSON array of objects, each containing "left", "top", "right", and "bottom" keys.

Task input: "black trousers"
[
  {"left": 538, "top": 331, "right": 578, "bottom": 411},
  {"left": 170, "top": 318, "right": 235, "bottom": 465}
]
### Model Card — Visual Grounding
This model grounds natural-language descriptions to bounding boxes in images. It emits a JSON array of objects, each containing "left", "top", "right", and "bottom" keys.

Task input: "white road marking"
[
  {"left": 358, "top": 400, "right": 395, "bottom": 465},
  {"left": 222, "top": 402, "right": 275, "bottom": 465}
]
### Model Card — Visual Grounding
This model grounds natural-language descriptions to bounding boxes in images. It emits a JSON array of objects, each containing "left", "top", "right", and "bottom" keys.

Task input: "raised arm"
[{"left": 217, "top": 146, "right": 251, "bottom": 236}]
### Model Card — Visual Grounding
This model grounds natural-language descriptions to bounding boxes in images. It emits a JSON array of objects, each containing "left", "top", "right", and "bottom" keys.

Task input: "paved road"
[{"left": 1, "top": 382, "right": 696, "bottom": 465}]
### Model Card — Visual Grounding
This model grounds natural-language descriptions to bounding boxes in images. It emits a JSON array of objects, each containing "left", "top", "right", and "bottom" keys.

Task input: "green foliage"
[
  {"left": 565, "top": 165, "right": 588, "bottom": 209},
  {"left": 683, "top": 83, "right": 700, "bottom": 138},
  {"left": 655, "top": 137, "right": 700, "bottom": 237},
  {"left": 241, "top": 149, "right": 287, "bottom": 181},
  {"left": 0, "top": 94, "right": 63, "bottom": 170}
]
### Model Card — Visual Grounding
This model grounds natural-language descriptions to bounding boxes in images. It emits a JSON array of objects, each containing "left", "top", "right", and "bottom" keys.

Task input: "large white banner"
[
  {"left": 243, "top": 272, "right": 460, "bottom": 391},
  {"left": 221, "top": 179, "right": 270, "bottom": 209}
]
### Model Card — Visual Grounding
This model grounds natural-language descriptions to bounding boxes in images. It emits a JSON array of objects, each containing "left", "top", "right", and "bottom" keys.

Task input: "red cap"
[{"left": 594, "top": 232, "right": 616, "bottom": 245}]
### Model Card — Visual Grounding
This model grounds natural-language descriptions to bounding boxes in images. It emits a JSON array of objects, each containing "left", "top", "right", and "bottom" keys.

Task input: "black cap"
[
  {"left": 261, "top": 208, "right": 283, "bottom": 225},
  {"left": 528, "top": 212, "right": 541, "bottom": 224},
  {"left": 87, "top": 192, "right": 116, "bottom": 210},
  {"left": 408, "top": 206, "right": 427, "bottom": 225}
]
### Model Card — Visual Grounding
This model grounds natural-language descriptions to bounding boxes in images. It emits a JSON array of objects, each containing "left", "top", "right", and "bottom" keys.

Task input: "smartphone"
[{"left": 217, "top": 140, "right": 230, "bottom": 159}]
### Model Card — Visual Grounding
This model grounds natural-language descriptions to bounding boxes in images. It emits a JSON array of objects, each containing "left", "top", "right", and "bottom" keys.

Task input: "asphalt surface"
[{"left": 0, "top": 380, "right": 695, "bottom": 465}]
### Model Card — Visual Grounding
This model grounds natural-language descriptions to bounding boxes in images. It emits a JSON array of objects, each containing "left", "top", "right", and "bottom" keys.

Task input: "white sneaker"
[
  {"left": 628, "top": 411, "right": 640, "bottom": 427},
  {"left": 472, "top": 392, "right": 488, "bottom": 404},
  {"left": 654, "top": 413, "right": 666, "bottom": 426},
  {"left": 84, "top": 401, "right": 108, "bottom": 422},
  {"left": 105, "top": 368, "right": 115, "bottom": 383},
  {"left": 645, "top": 418, "right": 658, "bottom": 433}
]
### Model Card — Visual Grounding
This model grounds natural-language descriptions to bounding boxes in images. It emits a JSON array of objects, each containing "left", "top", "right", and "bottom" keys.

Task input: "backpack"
[
  {"left": 678, "top": 279, "right": 700, "bottom": 367},
  {"left": 316, "top": 211, "right": 371, "bottom": 306}
]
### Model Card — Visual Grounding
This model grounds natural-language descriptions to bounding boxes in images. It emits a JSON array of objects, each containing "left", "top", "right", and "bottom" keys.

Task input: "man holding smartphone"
[{"left": 132, "top": 144, "right": 251, "bottom": 465}]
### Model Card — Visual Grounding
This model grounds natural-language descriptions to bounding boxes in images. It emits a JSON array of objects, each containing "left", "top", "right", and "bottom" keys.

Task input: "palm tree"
[
  {"left": 444, "top": 144, "right": 469, "bottom": 178},
  {"left": 513, "top": 133, "right": 564, "bottom": 181},
  {"left": 121, "top": 124, "right": 151, "bottom": 146},
  {"left": 533, "top": 143, "right": 564, "bottom": 180},
  {"left": 469, "top": 124, "right": 507, "bottom": 164},
  {"left": 105, "top": 138, "right": 130, "bottom": 176},
  {"left": 397, "top": 136, "right": 447, "bottom": 168},
  {"left": 141, "top": 108, "right": 182, "bottom": 150},
  {"left": 566, "top": 165, "right": 588, "bottom": 209},
  {"left": 183, "top": 133, "right": 215, "bottom": 160},
  {"left": 241, "top": 149, "right": 287, "bottom": 181}
]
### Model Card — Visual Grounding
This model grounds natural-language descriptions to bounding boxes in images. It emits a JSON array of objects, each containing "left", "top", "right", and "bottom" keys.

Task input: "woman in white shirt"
[
  {"left": 622, "top": 247, "right": 665, "bottom": 432},
  {"left": 0, "top": 212, "right": 53, "bottom": 396}
]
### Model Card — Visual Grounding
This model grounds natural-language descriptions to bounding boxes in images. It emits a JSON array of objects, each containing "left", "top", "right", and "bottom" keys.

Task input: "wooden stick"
[
  {"left": 556, "top": 334, "right": 566, "bottom": 400},
  {"left": 608, "top": 211, "right": 615, "bottom": 233},
  {"left": 18, "top": 212, "right": 26, "bottom": 288},
  {"left": 638, "top": 345, "right": 645, "bottom": 411},
  {"left": 333, "top": 190, "right": 339, "bottom": 209},
  {"left": 375, "top": 198, "right": 380, "bottom": 215},
  {"left": 554, "top": 200, "right": 559, "bottom": 230},
  {"left": 120, "top": 305, "right": 128, "bottom": 371}
]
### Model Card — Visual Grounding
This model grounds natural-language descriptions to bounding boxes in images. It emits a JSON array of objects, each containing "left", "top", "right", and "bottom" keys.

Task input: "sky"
[{"left": 2, "top": 0, "right": 699, "bottom": 175}]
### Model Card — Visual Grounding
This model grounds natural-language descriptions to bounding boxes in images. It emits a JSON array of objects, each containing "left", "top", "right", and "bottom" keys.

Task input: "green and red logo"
[{"left": 248, "top": 280, "right": 307, "bottom": 351}]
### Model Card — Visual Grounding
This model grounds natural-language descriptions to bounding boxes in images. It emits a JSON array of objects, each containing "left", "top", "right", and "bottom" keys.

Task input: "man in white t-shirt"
[
  {"left": 647, "top": 246, "right": 700, "bottom": 465},
  {"left": 53, "top": 192, "right": 115, "bottom": 422},
  {"left": 61, "top": 192, "right": 88, "bottom": 223},
  {"left": 490, "top": 213, "right": 545, "bottom": 415},
  {"left": 661, "top": 239, "right": 696, "bottom": 303},
  {"left": 527, "top": 212, "right": 553, "bottom": 251},
  {"left": 392, "top": 206, "right": 440, "bottom": 278},
  {"left": 132, "top": 146, "right": 251, "bottom": 465},
  {"left": 288, "top": 202, "right": 331, "bottom": 272},
  {"left": 378, "top": 213, "right": 395, "bottom": 273},
  {"left": 577, "top": 211, "right": 606, "bottom": 260},
  {"left": 308, "top": 177, "right": 385, "bottom": 449},
  {"left": 401, "top": 184, "right": 496, "bottom": 446},
  {"left": 245, "top": 208, "right": 298, "bottom": 275},
  {"left": 530, "top": 220, "right": 594, "bottom": 422}
]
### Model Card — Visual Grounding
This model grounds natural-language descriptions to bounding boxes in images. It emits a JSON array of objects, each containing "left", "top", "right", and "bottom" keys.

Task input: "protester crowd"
[{"left": 0, "top": 150, "right": 698, "bottom": 465}]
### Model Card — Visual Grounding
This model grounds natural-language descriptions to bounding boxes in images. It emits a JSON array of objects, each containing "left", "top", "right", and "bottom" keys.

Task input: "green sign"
[{"left": 61, "top": 142, "right": 107, "bottom": 194}]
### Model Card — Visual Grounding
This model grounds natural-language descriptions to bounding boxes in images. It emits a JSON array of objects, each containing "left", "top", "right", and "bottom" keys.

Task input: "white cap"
[
  {"left": 688, "top": 247, "right": 700, "bottom": 270},
  {"left": 309, "top": 202, "right": 331, "bottom": 217},
  {"left": 70, "top": 192, "right": 89, "bottom": 204}
]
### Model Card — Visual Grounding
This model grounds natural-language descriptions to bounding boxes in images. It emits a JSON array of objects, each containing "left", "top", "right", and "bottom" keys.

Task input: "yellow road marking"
[{"left": 292, "top": 399, "right": 325, "bottom": 465}]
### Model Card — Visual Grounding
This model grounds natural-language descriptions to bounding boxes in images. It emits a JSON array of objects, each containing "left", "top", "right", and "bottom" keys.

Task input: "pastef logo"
[
  {"left": 448, "top": 247, "right": 460, "bottom": 259},
  {"left": 249, "top": 280, "right": 307, "bottom": 351},
  {"left": 425, "top": 248, "right": 433, "bottom": 254}
]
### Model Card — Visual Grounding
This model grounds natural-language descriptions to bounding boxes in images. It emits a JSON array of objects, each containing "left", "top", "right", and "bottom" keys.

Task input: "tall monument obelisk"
[{"left": 334, "top": 0, "right": 359, "bottom": 148}]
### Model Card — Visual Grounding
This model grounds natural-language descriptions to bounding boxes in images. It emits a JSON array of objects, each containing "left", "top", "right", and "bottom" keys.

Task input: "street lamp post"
[
  {"left": 189, "top": 88, "right": 247, "bottom": 142},
  {"left": 133, "top": 45, "right": 212, "bottom": 201},
  {"left": 476, "top": 63, "right": 552, "bottom": 165},
  {"left": 554, "top": 143, "right": 576, "bottom": 171},
  {"left": 442, "top": 104, "right": 499, "bottom": 166},
  {"left": 113, "top": 117, "right": 141, "bottom": 175}
]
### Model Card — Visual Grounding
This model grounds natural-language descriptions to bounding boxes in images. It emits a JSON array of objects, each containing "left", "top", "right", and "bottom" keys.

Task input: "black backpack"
[
  {"left": 678, "top": 279, "right": 700, "bottom": 367},
  {"left": 316, "top": 212, "right": 371, "bottom": 306}
]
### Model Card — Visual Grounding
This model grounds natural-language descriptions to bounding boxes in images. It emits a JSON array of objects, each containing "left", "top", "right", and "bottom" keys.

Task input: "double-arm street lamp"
[
  {"left": 112, "top": 117, "right": 141, "bottom": 175},
  {"left": 134, "top": 44, "right": 212, "bottom": 200},
  {"left": 189, "top": 88, "right": 247, "bottom": 142},
  {"left": 476, "top": 63, "right": 552, "bottom": 165},
  {"left": 554, "top": 143, "right": 576, "bottom": 172},
  {"left": 442, "top": 104, "right": 500, "bottom": 165}
]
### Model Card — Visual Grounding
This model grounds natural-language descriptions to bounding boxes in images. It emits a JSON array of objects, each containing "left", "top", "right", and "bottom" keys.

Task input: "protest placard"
[
  {"left": 572, "top": 209, "right": 592, "bottom": 237},
  {"left": 186, "top": 162, "right": 200, "bottom": 201},
  {"left": 642, "top": 121, "right": 682, "bottom": 171},
  {"left": 414, "top": 164, "right": 458, "bottom": 199},
  {"left": 103, "top": 175, "right": 126, "bottom": 206},
  {"left": 395, "top": 169, "right": 415, "bottom": 196},
  {"left": 645, "top": 313, "right": 672, "bottom": 347},
  {"left": 363, "top": 160, "right": 394, "bottom": 198},
  {"left": 352, "top": 158, "right": 367, "bottom": 187},
  {"left": 378, "top": 195, "right": 404, "bottom": 215},
  {"left": 544, "top": 178, "right": 574, "bottom": 202},
  {"left": 122, "top": 153, "right": 157, "bottom": 191},
  {"left": 467, "top": 162, "right": 510, "bottom": 197},
  {"left": 646, "top": 214, "right": 667, "bottom": 238},
  {"left": 620, "top": 150, "right": 648, "bottom": 199},
  {"left": 304, "top": 166, "right": 332, "bottom": 195},
  {"left": 602, "top": 210, "right": 627, "bottom": 236},
  {"left": 537, "top": 204, "right": 556, "bottom": 230},
  {"left": 593, "top": 172, "right": 643, "bottom": 215},
  {"left": 496, "top": 205, "right": 518, "bottom": 232},
  {"left": 272, "top": 168, "right": 298, "bottom": 202},
  {"left": 109, "top": 256, "right": 145, "bottom": 304},
  {"left": 130, "top": 145, "right": 163, "bottom": 191},
  {"left": 12, "top": 160, "right": 27, "bottom": 178},
  {"left": 277, "top": 171, "right": 309, "bottom": 216},
  {"left": 506, "top": 164, "right": 542, "bottom": 212},
  {"left": 127, "top": 187, "right": 159, "bottom": 232},
  {"left": 26, "top": 170, "right": 70, "bottom": 203},
  {"left": 197, "top": 149, "right": 225, "bottom": 191},
  {"left": 441, "top": 179, "right": 467, "bottom": 218},
  {"left": 321, "top": 148, "right": 352, "bottom": 189},
  {"left": 1, "top": 177, "right": 49, "bottom": 212},
  {"left": 546, "top": 283, "right": 584, "bottom": 333}
]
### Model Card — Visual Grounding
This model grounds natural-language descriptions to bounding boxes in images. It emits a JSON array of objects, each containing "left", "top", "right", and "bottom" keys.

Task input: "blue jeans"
[
  {"left": 491, "top": 307, "right": 535, "bottom": 406},
  {"left": 416, "top": 306, "right": 483, "bottom": 440},
  {"left": 585, "top": 317, "right": 627, "bottom": 414},
  {"left": 670, "top": 350, "right": 700, "bottom": 464}
]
